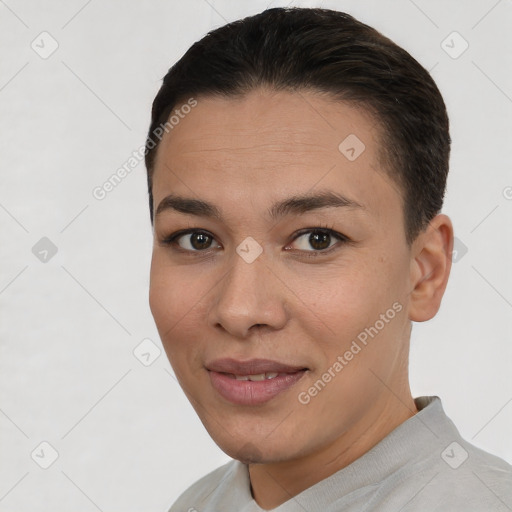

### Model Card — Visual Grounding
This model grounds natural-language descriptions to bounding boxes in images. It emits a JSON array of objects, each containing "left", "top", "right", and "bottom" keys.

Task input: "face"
[{"left": 149, "top": 88, "right": 418, "bottom": 464}]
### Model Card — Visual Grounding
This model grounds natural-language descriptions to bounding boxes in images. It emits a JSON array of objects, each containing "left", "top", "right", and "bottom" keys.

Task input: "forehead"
[
  {"left": 158, "top": 88, "right": 378, "bottom": 161},
  {"left": 152, "top": 88, "right": 402, "bottom": 224}
]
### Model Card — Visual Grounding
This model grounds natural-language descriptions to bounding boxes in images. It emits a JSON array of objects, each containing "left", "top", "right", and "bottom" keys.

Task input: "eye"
[
  {"left": 160, "top": 229, "right": 221, "bottom": 252},
  {"left": 159, "top": 226, "right": 350, "bottom": 257},
  {"left": 287, "top": 227, "right": 349, "bottom": 256}
]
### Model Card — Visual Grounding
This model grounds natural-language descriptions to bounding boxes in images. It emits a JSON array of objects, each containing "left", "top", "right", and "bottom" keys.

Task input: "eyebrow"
[{"left": 155, "top": 190, "right": 367, "bottom": 221}]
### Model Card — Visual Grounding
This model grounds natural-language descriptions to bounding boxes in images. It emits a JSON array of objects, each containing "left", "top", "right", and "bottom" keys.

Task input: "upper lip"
[{"left": 206, "top": 358, "right": 307, "bottom": 375}]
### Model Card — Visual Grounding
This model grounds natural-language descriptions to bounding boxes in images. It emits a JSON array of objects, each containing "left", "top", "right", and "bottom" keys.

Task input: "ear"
[{"left": 408, "top": 214, "right": 454, "bottom": 322}]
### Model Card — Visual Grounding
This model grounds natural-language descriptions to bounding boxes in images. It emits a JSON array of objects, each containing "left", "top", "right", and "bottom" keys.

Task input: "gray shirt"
[{"left": 168, "top": 396, "right": 512, "bottom": 511}]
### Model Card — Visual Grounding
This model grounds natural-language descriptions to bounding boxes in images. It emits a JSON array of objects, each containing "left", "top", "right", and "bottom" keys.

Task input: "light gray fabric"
[{"left": 168, "top": 396, "right": 512, "bottom": 511}]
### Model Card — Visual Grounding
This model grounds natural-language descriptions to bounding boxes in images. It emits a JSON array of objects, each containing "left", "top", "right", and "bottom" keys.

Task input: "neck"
[{"left": 248, "top": 390, "right": 417, "bottom": 510}]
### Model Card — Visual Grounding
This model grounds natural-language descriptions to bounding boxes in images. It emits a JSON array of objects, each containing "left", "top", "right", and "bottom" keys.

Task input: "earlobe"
[{"left": 408, "top": 214, "right": 454, "bottom": 322}]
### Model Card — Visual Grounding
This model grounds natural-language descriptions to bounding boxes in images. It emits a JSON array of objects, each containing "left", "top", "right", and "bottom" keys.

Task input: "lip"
[
  {"left": 206, "top": 358, "right": 307, "bottom": 375},
  {"left": 206, "top": 358, "right": 308, "bottom": 406}
]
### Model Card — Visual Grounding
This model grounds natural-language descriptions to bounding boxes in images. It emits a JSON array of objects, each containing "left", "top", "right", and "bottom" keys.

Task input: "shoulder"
[
  {"left": 402, "top": 436, "right": 512, "bottom": 510},
  {"left": 450, "top": 439, "right": 512, "bottom": 499},
  {"left": 167, "top": 459, "right": 239, "bottom": 512},
  {"left": 374, "top": 397, "right": 512, "bottom": 511}
]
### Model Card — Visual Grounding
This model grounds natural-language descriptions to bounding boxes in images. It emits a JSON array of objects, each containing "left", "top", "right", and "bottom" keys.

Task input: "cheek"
[
  {"left": 149, "top": 260, "right": 194, "bottom": 351},
  {"left": 149, "top": 267, "right": 178, "bottom": 331},
  {"left": 298, "top": 262, "right": 384, "bottom": 332},
  {"left": 149, "top": 256, "right": 212, "bottom": 373},
  {"left": 296, "top": 257, "right": 406, "bottom": 362}
]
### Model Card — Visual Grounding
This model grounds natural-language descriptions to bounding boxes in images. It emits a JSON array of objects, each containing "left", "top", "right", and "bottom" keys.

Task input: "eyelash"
[{"left": 159, "top": 224, "right": 351, "bottom": 259}]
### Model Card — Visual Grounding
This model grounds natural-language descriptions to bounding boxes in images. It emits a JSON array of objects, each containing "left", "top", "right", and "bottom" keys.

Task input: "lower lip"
[{"left": 208, "top": 370, "right": 307, "bottom": 406}]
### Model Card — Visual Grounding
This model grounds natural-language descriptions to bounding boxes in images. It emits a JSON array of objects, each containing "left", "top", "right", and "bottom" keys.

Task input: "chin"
[{"left": 212, "top": 430, "right": 301, "bottom": 465}]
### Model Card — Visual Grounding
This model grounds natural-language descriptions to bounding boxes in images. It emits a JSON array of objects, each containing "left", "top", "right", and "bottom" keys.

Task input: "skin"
[{"left": 149, "top": 87, "right": 453, "bottom": 510}]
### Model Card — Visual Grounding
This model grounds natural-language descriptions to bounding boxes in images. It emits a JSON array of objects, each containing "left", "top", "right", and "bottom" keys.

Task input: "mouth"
[{"left": 206, "top": 358, "right": 308, "bottom": 406}]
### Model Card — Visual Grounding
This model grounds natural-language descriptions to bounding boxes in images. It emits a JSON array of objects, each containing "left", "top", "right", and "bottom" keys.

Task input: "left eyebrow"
[
  {"left": 267, "top": 190, "right": 367, "bottom": 221},
  {"left": 154, "top": 189, "right": 367, "bottom": 221}
]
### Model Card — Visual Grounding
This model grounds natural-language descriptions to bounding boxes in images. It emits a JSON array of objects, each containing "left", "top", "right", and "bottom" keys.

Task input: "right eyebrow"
[{"left": 155, "top": 195, "right": 222, "bottom": 220}]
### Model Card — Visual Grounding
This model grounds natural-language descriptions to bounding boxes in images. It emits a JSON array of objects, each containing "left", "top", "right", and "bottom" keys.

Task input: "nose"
[{"left": 208, "top": 248, "right": 289, "bottom": 339}]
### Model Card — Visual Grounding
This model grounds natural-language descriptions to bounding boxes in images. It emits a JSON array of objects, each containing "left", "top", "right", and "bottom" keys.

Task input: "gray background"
[{"left": 1, "top": 0, "right": 511, "bottom": 510}]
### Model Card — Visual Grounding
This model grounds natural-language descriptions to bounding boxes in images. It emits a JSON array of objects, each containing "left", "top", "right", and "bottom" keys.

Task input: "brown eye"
[
  {"left": 291, "top": 229, "right": 345, "bottom": 252},
  {"left": 160, "top": 230, "right": 221, "bottom": 252},
  {"left": 308, "top": 231, "right": 331, "bottom": 250},
  {"left": 184, "top": 232, "right": 213, "bottom": 250}
]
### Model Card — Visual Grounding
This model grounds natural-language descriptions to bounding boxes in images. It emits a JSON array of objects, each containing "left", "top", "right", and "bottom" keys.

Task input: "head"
[{"left": 146, "top": 7, "right": 453, "bottom": 465}]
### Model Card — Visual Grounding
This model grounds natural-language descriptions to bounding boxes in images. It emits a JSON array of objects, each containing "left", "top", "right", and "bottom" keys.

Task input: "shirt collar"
[{"left": 231, "top": 396, "right": 458, "bottom": 511}]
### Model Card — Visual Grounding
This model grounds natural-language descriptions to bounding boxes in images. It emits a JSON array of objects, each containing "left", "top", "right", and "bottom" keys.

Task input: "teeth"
[
  {"left": 233, "top": 372, "right": 280, "bottom": 381},
  {"left": 247, "top": 373, "right": 265, "bottom": 381}
]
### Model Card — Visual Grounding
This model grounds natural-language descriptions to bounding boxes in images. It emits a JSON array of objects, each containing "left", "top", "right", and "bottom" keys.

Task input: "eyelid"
[
  {"left": 159, "top": 228, "right": 220, "bottom": 252},
  {"left": 289, "top": 227, "right": 349, "bottom": 245},
  {"left": 286, "top": 227, "right": 350, "bottom": 258}
]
